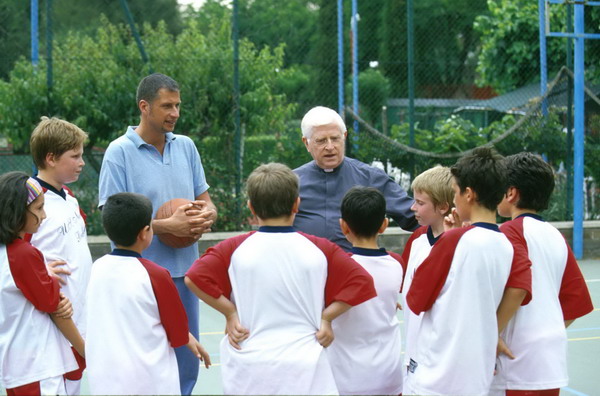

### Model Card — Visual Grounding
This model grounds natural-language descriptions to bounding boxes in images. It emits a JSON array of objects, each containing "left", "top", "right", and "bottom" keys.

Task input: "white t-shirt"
[
  {"left": 491, "top": 214, "right": 594, "bottom": 391},
  {"left": 186, "top": 226, "right": 376, "bottom": 395},
  {"left": 86, "top": 250, "right": 190, "bottom": 395},
  {"left": 405, "top": 223, "right": 513, "bottom": 396},
  {"left": 328, "top": 247, "right": 405, "bottom": 395},
  {"left": 0, "top": 239, "right": 77, "bottom": 389}
]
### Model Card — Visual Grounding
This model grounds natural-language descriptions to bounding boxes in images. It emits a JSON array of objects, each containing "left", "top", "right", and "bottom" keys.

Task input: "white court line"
[{"left": 585, "top": 279, "right": 600, "bottom": 283}]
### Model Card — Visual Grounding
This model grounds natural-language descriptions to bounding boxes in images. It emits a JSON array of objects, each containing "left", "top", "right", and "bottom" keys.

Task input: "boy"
[
  {"left": 86, "top": 193, "right": 210, "bottom": 395},
  {"left": 400, "top": 166, "right": 453, "bottom": 383},
  {"left": 491, "top": 152, "right": 593, "bottom": 396},
  {"left": 327, "top": 186, "right": 405, "bottom": 395},
  {"left": 185, "top": 163, "right": 376, "bottom": 395},
  {"left": 405, "top": 147, "right": 516, "bottom": 396},
  {"left": 28, "top": 116, "right": 92, "bottom": 395}
]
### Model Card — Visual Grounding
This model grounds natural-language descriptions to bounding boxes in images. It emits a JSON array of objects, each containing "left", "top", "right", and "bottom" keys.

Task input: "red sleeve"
[
  {"left": 406, "top": 226, "right": 471, "bottom": 315},
  {"left": 388, "top": 251, "right": 407, "bottom": 291},
  {"left": 499, "top": 219, "right": 533, "bottom": 305},
  {"left": 401, "top": 226, "right": 428, "bottom": 265},
  {"left": 64, "top": 185, "right": 87, "bottom": 225},
  {"left": 301, "top": 233, "right": 376, "bottom": 307},
  {"left": 138, "top": 258, "right": 189, "bottom": 348},
  {"left": 185, "top": 232, "right": 255, "bottom": 299},
  {"left": 7, "top": 239, "right": 60, "bottom": 312},
  {"left": 559, "top": 241, "right": 594, "bottom": 320}
]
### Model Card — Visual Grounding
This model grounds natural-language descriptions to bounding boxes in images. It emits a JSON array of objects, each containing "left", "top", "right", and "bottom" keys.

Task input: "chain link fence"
[{"left": 0, "top": 0, "right": 599, "bottom": 234}]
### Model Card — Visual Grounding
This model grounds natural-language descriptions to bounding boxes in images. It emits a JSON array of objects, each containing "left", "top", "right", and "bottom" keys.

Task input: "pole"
[
  {"left": 539, "top": 0, "right": 548, "bottom": 116},
  {"left": 119, "top": 0, "right": 153, "bottom": 72},
  {"left": 337, "top": 0, "right": 344, "bottom": 119},
  {"left": 407, "top": 0, "right": 415, "bottom": 177},
  {"left": 351, "top": 0, "right": 359, "bottom": 139},
  {"left": 233, "top": 0, "right": 242, "bottom": 228},
  {"left": 46, "top": 0, "right": 53, "bottom": 113},
  {"left": 31, "top": 0, "right": 39, "bottom": 67},
  {"left": 572, "top": 2, "right": 584, "bottom": 258},
  {"left": 566, "top": 3, "right": 573, "bottom": 219}
]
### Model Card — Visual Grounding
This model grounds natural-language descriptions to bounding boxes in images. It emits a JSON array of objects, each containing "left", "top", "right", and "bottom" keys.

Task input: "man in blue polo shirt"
[
  {"left": 98, "top": 73, "right": 217, "bottom": 395},
  {"left": 294, "top": 106, "right": 418, "bottom": 251}
]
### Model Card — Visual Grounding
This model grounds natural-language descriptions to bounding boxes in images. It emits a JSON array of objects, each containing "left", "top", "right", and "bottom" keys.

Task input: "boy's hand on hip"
[
  {"left": 316, "top": 319, "right": 334, "bottom": 348},
  {"left": 225, "top": 312, "right": 249, "bottom": 350}
]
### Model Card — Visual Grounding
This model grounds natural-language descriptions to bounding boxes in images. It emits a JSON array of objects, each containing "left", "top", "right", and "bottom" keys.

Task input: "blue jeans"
[{"left": 173, "top": 276, "right": 200, "bottom": 395}]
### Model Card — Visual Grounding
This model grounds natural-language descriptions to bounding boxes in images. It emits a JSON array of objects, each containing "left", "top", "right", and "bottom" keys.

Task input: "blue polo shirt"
[{"left": 98, "top": 126, "right": 209, "bottom": 277}]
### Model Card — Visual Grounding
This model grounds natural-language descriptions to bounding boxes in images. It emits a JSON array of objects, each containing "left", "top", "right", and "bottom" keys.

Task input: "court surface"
[{"left": 4, "top": 260, "right": 597, "bottom": 395}]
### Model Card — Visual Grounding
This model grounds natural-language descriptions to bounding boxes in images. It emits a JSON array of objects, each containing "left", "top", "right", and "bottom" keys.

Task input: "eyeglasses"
[{"left": 310, "top": 135, "right": 344, "bottom": 148}]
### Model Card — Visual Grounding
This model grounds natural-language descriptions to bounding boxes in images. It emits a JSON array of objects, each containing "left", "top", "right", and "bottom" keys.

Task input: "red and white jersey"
[
  {"left": 28, "top": 183, "right": 93, "bottom": 338},
  {"left": 86, "top": 250, "right": 189, "bottom": 395},
  {"left": 328, "top": 247, "right": 405, "bottom": 395},
  {"left": 401, "top": 226, "right": 439, "bottom": 369},
  {"left": 186, "top": 226, "right": 376, "bottom": 395},
  {"left": 0, "top": 239, "right": 77, "bottom": 389},
  {"left": 491, "top": 214, "right": 594, "bottom": 391},
  {"left": 406, "top": 223, "right": 513, "bottom": 396}
]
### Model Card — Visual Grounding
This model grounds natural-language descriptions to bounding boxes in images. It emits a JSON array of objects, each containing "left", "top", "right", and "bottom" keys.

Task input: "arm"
[
  {"left": 377, "top": 169, "right": 418, "bottom": 232},
  {"left": 316, "top": 301, "right": 351, "bottom": 348},
  {"left": 50, "top": 313, "right": 85, "bottom": 358},
  {"left": 496, "top": 287, "right": 527, "bottom": 359},
  {"left": 185, "top": 277, "right": 249, "bottom": 350},
  {"left": 186, "top": 332, "right": 212, "bottom": 368}
]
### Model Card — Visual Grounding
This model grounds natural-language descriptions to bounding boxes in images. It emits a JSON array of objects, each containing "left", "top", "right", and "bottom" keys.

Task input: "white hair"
[{"left": 300, "top": 106, "right": 347, "bottom": 139}]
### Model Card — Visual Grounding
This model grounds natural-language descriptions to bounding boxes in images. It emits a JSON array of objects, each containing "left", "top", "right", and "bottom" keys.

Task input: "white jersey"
[
  {"left": 0, "top": 239, "right": 77, "bottom": 389},
  {"left": 28, "top": 183, "right": 92, "bottom": 338},
  {"left": 86, "top": 250, "right": 190, "bottom": 395},
  {"left": 328, "top": 247, "right": 404, "bottom": 395},
  {"left": 405, "top": 224, "right": 513, "bottom": 396},
  {"left": 186, "top": 227, "right": 376, "bottom": 395},
  {"left": 491, "top": 214, "right": 594, "bottom": 391},
  {"left": 401, "top": 226, "right": 439, "bottom": 369}
]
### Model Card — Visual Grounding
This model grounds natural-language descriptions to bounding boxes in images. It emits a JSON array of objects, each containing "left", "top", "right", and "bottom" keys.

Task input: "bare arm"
[
  {"left": 316, "top": 301, "right": 352, "bottom": 348},
  {"left": 185, "top": 277, "right": 248, "bottom": 349},
  {"left": 565, "top": 319, "right": 575, "bottom": 328},
  {"left": 496, "top": 287, "right": 527, "bottom": 359},
  {"left": 50, "top": 314, "right": 85, "bottom": 358}
]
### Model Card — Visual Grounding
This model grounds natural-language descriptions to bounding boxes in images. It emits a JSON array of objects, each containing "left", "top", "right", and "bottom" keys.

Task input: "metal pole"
[
  {"left": 233, "top": 0, "right": 242, "bottom": 228},
  {"left": 31, "top": 0, "right": 39, "bottom": 67},
  {"left": 351, "top": 0, "right": 359, "bottom": 138},
  {"left": 572, "top": 2, "right": 584, "bottom": 258},
  {"left": 337, "top": 0, "right": 344, "bottom": 119},
  {"left": 566, "top": 3, "right": 573, "bottom": 219},
  {"left": 539, "top": 0, "right": 548, "bottom": 116},
  {"left": 46, "top": 0, "right": 53, "bottom": 113},
  {"left": 407, "top": 0, "right": 415, "bottom": 176},
  {"left": 119, "top": 0, "right": 153, "bottom": 72}
]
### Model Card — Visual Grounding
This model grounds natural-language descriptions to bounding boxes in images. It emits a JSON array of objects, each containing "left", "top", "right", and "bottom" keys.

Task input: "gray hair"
[{"left": 300, "top": 106, "right": 347, "bottom": 139}]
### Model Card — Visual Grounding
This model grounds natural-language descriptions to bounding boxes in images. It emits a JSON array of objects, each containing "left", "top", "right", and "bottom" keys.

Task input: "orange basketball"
[{"left": 155, "top": 198, "right": 198, "bottom": 249}]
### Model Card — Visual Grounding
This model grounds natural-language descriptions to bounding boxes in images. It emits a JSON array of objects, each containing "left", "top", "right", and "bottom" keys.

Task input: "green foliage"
[{"left": 346, "top": 69, "right": 391, "bottom": 126}]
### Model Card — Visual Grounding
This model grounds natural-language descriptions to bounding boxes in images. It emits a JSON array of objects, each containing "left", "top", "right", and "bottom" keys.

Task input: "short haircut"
[
  {"left": 136, "top": 73, "right": 179, "bottom": 105},
  {"left": 341, "top": 186, "right": 386, "bottom": 238},
  {"left": 102, "top": 192, "right": 153, "bottom": 247},
  {"left": 411, "top": 166, "right": 454, "bottom": 215},
  {"left": 300, "top": 106, "right": 347, "bottom": 139},
  {"left": 505, "top": 152, "right": 555, "bottom": 212},
  {"left": 246, "top": 163, "right": 298, "bottom": 220},
  {"left": 451, "top": 147, "right": 507, "bottom": 211},
  {"left": 0, "top": 172, "right": 31, "bottom": 244},
  {"left": 30, "top": 117, "right": 88, "bottom": 169}
]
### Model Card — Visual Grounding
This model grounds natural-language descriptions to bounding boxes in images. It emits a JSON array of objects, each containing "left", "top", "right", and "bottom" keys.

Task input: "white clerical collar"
[{"left": 323, "top": 168, "right": 334, "bottom": 172}]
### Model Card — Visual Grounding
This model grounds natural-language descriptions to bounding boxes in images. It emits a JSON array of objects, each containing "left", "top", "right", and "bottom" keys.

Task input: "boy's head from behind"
[
  {"left": 451, "top": 147, "right": 507, "bottom": 218},
  {"left": 30, "top": 116, "right": 88, "bottom": 170},
  {"left": 341, "top": 186, "right": 386, "bottom": 239},
  {"left": 502, "top": 152, "right": 555, "bottom": 213},
  {"left": 102, "top": 192, "right": 153, "bottom": 248},
  {"left": 411, "top": 166, "right": 453, "bottom": 227},
  {"left": 246, "top": 163, "right": 299, "bottom": 220}
]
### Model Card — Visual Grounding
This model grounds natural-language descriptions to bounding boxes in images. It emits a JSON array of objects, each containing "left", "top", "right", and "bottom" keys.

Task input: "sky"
[{"left": 177, "top": 0, "right": 206, "bottom": 10}]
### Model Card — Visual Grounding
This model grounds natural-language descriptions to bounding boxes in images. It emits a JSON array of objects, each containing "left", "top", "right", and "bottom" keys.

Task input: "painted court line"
[
  {"left": 563, "top": 386, "right": 589, "bottom": 396},
  {"left": 585, "top": 278, "right": 600, "bottom": 283}
]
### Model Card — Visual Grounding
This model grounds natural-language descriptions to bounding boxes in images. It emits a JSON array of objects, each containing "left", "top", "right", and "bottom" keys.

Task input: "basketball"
[{"left": 154, "top": 198, "right": 198, "bottom": 249}]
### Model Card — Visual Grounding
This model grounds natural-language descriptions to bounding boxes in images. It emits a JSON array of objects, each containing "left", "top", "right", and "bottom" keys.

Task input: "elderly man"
[{"left": 293, "top": 106, "right": 417, "bottom": 251}]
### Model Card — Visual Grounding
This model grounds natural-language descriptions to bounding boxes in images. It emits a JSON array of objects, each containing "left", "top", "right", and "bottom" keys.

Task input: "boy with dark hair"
[
  {"left": 405, "top": 147, "right": 525, "bottom": 396},
  {"left": 86, "top": 192, "right": 210, "bottom": 395},
  {"left": 327, "top": 186, "right": 405, "bottom": 395},
  {"left": 28, "top": 116, "right": 92, "bottom": 395},
  {"left": 185, "top": 163, "right": 376, "bottom": 395},
  {"left": 491, "top": 152, "right": 593, "bottom": 396}
]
